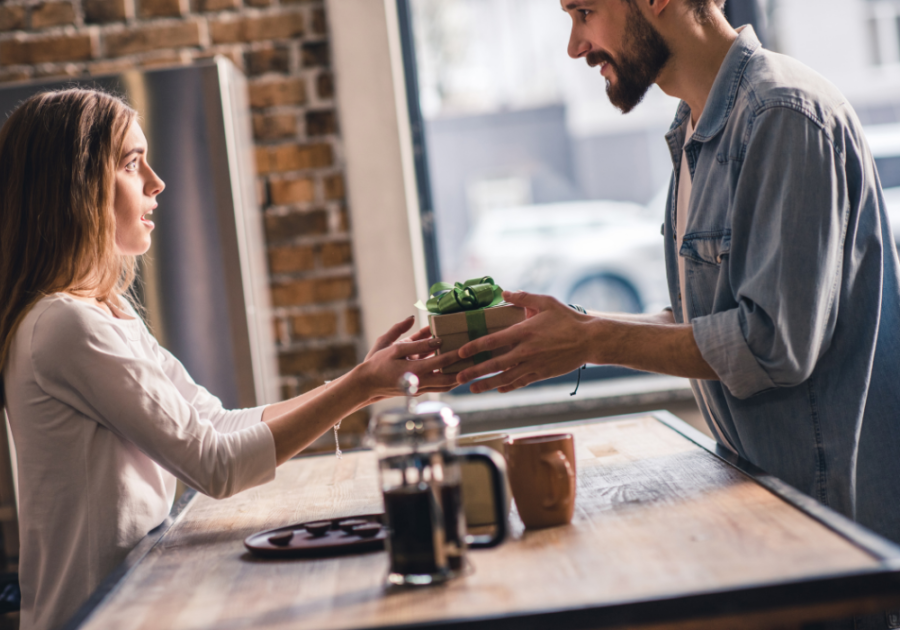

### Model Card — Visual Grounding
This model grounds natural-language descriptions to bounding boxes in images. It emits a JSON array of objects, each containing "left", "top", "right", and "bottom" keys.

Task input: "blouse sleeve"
[
  {"left": 151, "top": 339, "right": 265, "bottom": 433},
  {"left": 30, "top": 302, "right": 276, "bottom": 499}
]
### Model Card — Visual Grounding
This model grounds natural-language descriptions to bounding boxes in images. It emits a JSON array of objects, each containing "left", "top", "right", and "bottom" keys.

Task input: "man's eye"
[{"left": 578, "top": 9, "right": 591, "bottom": 20}]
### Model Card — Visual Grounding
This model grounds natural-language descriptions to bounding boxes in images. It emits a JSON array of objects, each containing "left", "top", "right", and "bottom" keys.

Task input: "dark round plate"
[{"left": 244, "top": 513, "right": 387, "bottom": 559}]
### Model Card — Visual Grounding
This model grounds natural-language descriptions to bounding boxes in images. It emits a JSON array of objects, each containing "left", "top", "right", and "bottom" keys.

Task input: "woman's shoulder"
[{"left": 25, "top": 294, "right": 125, "bottom": 348}]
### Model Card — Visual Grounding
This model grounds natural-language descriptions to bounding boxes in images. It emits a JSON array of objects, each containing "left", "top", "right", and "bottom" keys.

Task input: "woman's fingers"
[
  {"left": 392, "top": 336, "right": 442, "bottom": 359},
  {"left": 408, "top": 325, "right": 433, "bottom": 342},
  {"left": 373, "top": 316, "right": 416, "bottom": 351}
]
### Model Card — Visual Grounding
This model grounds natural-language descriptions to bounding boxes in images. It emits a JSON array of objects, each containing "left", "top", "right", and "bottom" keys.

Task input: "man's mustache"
[{"left": 586, "top": 50, "right": 614, "bottom": 68}]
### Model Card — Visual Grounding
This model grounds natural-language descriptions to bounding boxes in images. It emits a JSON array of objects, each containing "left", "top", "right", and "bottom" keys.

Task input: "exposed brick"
[
  {"left": 269, "top": 177, "right": 314, "bottom": 205},
  {"left": 316, "top": 71, "right": 334, "bottom": 100},
  {"left": 320, "top": 241, "right": 351, "bottom": 267},
  {"left": 104, "top": 21, "right": 200, "bottom": 57},
  {"left": 0, "top": 5, "right": 26, "bottom": 31},
  {"left": 141, "top": 50, "right": 188, "bottom": 68},
  {"left": 252, "top": 112, "right": 296, "bottom": 141},
  {"left": 291, "top": 312, "right": 337, "bottom": 338},
  {"left": 257, "top": 143, "right": 332, "bottom": 174},
  {"left": 88, "top": 58, "right": 135, "bottom": 75},
  {"left": 278, "top": 344, "right": 357, "bottom": 373},
  {"left": 271, "top": 276, "right": 354, "bottom": 306},
  {"left": 34, "top": 63, "right": 81, "bottom": 79},
  {"left": 195, "top": 0, "right": 238, "bottom": 11},
  {"left": 84, "top": 0, "right": 130, "bottom": 23},
  {"left": 265, "top": 210, "right": 328, "bottom": 242},
  {"left": 31, "top": 2, "right": 76, "bottom": 28},
  {"left": 0, "top": 32, "right": 95, "bottom": 64},
  {"left": 323, "top": 173, "right": 344, "bottom": 200},
  {"left": 0, "top": 68, "right": 31, "bottom": 83},
  {"left": 268, "top": 245, "right": 314, "bottom": 273},
  {"left": 249, "top": 77, "right": 305, "bottom": 108},
  {"left": 138, "top": 0, "right": 186, "bottom": 18},
  {"left": 312, "top": 6, "right": 326, "bottom": 34},
  {"left": 305, "top": 109, "right": 337, "bottom": 136},
  {"left": 345, "top": 307, "right": 361, "bottom": 336},
  {"left": 301, "top": 41, "right": 329, "bottom": 68},
  {"left": 193, "top": 46, "right": 242, "bottom": 68},
  {"left": 209, "top": 12, "right": 303, "bottom": 44},
  {"left": 245, "top": 45, "right": 289, "bottom": 76}
]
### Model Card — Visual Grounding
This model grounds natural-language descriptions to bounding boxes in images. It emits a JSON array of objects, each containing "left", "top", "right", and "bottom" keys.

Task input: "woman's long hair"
[{"left": 0, "top": 89, "right": 137, "bottom": 408}]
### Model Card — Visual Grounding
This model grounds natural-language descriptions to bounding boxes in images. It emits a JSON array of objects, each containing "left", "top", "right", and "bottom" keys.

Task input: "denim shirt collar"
[{"left": 666, "top": 26, "right": 762, "bottom": 148}]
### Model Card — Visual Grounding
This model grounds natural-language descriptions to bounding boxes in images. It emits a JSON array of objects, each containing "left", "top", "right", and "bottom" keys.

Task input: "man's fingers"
[
  {"left": 502, "top": 290, "right": 556, "bottom": 311},
  {"left": 454, "top": 344, "right": 525, "bottom": 384},
  {"left": 468, "top": 364, "right": 532, "bottom": 394},
  {"left": 497, "top": 372, "right": 539, "bottom": 393},
  {"left": 458, "top": 325, "right": 524, "bottom": 360},
  {"left": 416, "top": 348, "right": 462, "bottom": 372}
]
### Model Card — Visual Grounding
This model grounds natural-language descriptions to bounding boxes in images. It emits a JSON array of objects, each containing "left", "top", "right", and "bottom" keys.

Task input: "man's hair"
[
  {"left": 0, "top": 88, "right": 137, "bottom": 386},
  {"left": 686, "top": 0, "right": 727, "bottom": 22}
]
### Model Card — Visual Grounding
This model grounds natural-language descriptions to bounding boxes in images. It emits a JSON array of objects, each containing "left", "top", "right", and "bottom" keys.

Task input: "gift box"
[{"left": 430, "top": 303, "right": 526, "bottom": 374}]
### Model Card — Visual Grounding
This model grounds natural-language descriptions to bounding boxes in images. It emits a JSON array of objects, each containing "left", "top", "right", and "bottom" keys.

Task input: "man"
[{"left": 456, "top": 0, "right": 900, "bottom": 561}]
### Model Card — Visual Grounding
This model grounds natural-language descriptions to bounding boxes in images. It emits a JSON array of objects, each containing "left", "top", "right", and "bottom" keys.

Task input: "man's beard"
[{"left": 587, "top": 3, "right": 671, "bottom": 113}]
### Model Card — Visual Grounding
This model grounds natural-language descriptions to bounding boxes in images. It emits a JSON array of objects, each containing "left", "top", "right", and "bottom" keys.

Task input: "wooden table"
[{"left": 64, "top": 412, "right": 900, "bottom": 630}]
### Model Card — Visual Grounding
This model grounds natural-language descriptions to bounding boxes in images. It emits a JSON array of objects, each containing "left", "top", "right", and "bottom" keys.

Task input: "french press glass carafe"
[{"left": 368, "top": 374, "right": 508, "bottom": 586}]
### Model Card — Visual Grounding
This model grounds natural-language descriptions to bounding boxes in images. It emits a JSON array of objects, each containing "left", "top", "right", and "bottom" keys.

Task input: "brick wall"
[{"left": 0, "top": 0, "right": 369, "bottom": 448}]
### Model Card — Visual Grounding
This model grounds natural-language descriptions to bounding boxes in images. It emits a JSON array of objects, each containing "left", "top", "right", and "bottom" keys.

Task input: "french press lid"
[{"left": 367, "top": 373, "right": 460, "bottom": 448}]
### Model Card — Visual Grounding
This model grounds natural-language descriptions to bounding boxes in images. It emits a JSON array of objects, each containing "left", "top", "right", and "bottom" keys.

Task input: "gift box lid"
[{"left": 428, "top": 303, "right": 526, "bottom": 336}]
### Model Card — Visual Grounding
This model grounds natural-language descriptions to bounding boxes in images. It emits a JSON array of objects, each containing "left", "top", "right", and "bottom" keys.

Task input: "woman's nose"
[{"left": 146, "top": 166, "right": 165, "bottom": 196}]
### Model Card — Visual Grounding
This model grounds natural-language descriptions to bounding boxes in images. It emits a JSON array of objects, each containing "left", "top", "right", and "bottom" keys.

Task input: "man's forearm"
[
  {"left": 585, "top": 308, "right": 676, "bottom": 325},
  {"left": 586, "top": 316, "right": 719, "bottom": 380}
]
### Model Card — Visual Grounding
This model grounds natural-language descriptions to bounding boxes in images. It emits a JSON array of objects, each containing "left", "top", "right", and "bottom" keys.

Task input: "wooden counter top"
[{"left": 66, "top": 412, "right": 900, "bottom": 630}]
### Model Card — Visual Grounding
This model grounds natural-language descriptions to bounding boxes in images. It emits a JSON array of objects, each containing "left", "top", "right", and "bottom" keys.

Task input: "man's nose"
[{"left": 568, "top": 28, "right": 591, "bottom": 59}]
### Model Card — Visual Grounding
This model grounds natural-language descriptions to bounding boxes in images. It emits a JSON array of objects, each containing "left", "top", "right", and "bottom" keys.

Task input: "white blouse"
[{"left": 2, "top": 294, "right": 277, "bottom": 630}]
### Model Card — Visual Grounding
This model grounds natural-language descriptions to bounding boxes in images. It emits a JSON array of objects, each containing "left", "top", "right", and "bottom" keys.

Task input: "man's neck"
[{"left": 655, "top": 11, "right": 739, "bottom": 125}]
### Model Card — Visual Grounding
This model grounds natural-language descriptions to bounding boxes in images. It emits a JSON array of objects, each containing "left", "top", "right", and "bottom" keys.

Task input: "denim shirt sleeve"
[{"left": 692, "top": 106, "right": 848, "bottom": 399}]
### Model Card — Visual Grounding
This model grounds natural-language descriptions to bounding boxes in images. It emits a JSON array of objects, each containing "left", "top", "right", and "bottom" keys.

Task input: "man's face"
[{"left": 563, "top": 0, "right": 671, "bottom": 113}]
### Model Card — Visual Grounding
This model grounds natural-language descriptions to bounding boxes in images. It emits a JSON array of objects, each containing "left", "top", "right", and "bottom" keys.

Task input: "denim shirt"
[{"left": 664, "top": 27, "right": 900, "bottom": 543}]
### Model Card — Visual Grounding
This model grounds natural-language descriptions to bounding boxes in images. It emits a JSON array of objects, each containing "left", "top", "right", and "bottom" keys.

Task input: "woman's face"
[{"left": 114, "top": 120, "right": 165, "bottom": 256}]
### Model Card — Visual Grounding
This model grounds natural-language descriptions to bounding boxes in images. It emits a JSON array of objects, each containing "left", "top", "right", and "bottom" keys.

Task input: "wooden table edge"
[{"left": 62, "top": 410, "right": 900, "bottom": 630}]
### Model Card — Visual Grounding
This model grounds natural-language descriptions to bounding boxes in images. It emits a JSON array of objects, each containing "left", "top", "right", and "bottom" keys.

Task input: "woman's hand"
[{"left": 357, "top": 316, "right": 460, "bottom": 403}]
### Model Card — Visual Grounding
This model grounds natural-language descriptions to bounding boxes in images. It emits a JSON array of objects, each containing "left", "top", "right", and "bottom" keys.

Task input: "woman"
[{"left": 0, "top": 89, "right": 458, "bottom": 630}]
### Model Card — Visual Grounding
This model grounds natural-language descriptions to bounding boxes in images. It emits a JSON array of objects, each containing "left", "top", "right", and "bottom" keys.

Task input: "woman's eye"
[{"left": 125, "top": 160, "right": 138, "bottom": 172}]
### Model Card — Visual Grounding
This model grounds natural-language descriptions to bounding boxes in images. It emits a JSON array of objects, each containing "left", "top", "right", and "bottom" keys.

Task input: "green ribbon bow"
[
  {"left": 416, "top": 276, "right": 504, "bottom": 315},
  {"left": 414, "top": 277, "right": 505, "bottom": 366}
]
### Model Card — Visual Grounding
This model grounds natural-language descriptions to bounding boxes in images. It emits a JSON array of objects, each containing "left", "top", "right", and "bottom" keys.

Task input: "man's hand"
[
  {"left": 455, "top": 291, "right": 719, "bottom": 394},
  {"left": 455, "top": 291, "right": 593, "bottom": 393}
]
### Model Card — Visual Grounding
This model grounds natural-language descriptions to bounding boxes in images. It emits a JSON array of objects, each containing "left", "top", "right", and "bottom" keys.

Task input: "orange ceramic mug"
[{"left": 506, "top": 433, "right": 576, "bottom": 529}]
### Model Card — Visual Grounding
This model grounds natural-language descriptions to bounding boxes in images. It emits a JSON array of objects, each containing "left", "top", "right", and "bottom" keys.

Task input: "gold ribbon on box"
[{"left": 414, "top": 276, "right": 505, "bottom": 365}]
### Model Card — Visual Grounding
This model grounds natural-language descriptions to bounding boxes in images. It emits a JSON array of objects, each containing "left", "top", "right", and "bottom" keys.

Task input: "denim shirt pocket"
[{"left": 680, "top": 230, "right": 731, "bottom": 317}]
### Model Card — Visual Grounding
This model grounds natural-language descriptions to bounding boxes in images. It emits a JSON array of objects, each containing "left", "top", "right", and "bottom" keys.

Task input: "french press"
[{"left": 367, "top": 374, "right": 508, "bottom": 586}]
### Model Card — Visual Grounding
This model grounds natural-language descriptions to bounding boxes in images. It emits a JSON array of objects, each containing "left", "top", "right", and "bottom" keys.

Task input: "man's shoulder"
[{"left": 739, "top": 48, "right": 850, "bottom": 129}]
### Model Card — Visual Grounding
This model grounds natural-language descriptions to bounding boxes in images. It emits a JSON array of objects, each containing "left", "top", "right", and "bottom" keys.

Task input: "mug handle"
[
  {"left": 458, "top": 446, "right": 508, "bottom": 549},
  {"left": 541, "top": 450, "right": 575, "bottom": 509}
]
